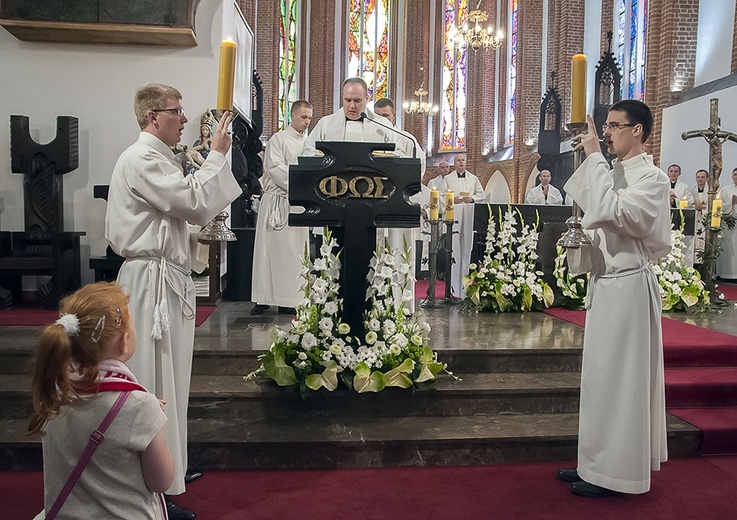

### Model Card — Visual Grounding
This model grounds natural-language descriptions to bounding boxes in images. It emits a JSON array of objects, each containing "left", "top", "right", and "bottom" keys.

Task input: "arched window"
[
  {"left": 278, "top": 0, "right": 299, "bottom": 129},
  {"left": 507, "top": 0, "right": 518, "bottom": 144},
  {"left": 441, "top": 0, "right": 468, "bottom": 151},
  {"left": 616, "top": 0, "right": 647, "bottom": 99},
  {"left": 347, "top": 0, "right": 390, "bottom": 101}
]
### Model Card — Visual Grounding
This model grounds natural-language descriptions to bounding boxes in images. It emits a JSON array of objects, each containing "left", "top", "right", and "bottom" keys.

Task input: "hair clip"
[
  {"left": 114, "top": 307, "right": 123, "bottom": 327},
  {"left": 90, "top": 315, "right": 106, "bottom": 343}
]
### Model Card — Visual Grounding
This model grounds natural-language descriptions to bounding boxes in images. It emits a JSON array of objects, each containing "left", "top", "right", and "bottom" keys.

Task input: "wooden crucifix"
[{"left": 681, "top": 98, "right": 737, "bottom": 299}]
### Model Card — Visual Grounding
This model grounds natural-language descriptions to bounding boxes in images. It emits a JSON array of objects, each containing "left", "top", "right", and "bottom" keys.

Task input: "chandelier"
[
  {"left": 453, "top": 3, "right": 504, "bottom": 52},
  {"left": 403, "top": 83, "right": 439, "bottom": 116}
]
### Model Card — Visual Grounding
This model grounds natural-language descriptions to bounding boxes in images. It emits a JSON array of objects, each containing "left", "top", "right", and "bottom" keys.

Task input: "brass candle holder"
[{"left": 557, "top": 122, "right": 593, "bottom": 249}]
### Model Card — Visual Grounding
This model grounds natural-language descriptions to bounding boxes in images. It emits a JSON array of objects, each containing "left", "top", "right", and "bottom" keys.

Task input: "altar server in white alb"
[
  {"left": 303, "top": 77, "right": 398, "bottom": 154},
  {"left": 717, "top": 167, "right": 737, "bottom": 279},
  {"left": 444, "top": 154, "right": 485, "bottom": 298},
  {"left": 105, "top": 83, "right": 241, "bottom": 516},
  {"left": 559, "top": 101, "right": 671, "bottom": 498},
  {"left": 251, "top": 100, "right": 313, "bottom": 315},
  {"left": 525, "top": 169, "right": 564, "bottom": 205},
  {"left": 691, "top": 169, "right": 709, "bottom": 264},
  {"left": 666, "top": 163, "right": 694, "bottom": 208}
]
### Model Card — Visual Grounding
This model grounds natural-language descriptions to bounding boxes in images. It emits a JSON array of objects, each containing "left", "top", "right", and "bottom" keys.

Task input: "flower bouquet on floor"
[
  {"left": 552, "top": 246, "right": 588, "bottom": 309},
  {"left": 462, "top": 205, "right": 554, "bottom": 312},
  {"left": 652, "top": 220, "right": 709, "bottom": 312},
  {"left": 247, "top": 230, "right": 449, "bottom": 394}
]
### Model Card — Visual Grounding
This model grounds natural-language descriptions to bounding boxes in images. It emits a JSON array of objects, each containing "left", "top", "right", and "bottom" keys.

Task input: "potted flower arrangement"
[
  {"left": 552, "top": 246, "right": 588, "bottom": 309},
  {"left": 652, "top": 221, "right": 710, "bottom": 312},
  {"left": 248, "top": 230, "right": 448, "bottom": 393},
  {"left": 462, "top": 206, "right": 554, "bottom": 312}
]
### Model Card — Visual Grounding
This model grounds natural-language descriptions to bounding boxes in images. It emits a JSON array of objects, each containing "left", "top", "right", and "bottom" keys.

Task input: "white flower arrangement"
[
  {"left": 462, "top": 206, "right": 554, "bottom": 312},
  {"left": 552, "top": 246, "right": 588, "bottom": 309},
  {"left": 652, "top": 221, "right": 709, "bottom": 312},
  {"left": 248, "top": 230, "right": 448, "bottom": 393}
]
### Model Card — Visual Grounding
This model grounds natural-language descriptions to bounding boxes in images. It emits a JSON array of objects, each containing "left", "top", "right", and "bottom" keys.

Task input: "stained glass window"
[
  {"left": 347, "top": 0, "right": 390, "bottom": 101},
  {"left": 278, "top": 0, "right": 298, "bottom": 129},
  {"left": 508, "top": 0, "right": 518, "bottom": 143},
  {"left": 616, "top": 0, "right": 646, "bottom": 100},
  {"left": 441, "top": 0, "right": 468, "bottom": 151}
]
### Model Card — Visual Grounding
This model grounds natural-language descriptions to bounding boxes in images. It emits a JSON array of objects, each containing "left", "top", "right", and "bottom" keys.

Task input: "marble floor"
[{"left": 189, "top": 296, "right": 737, "bottom": 354}]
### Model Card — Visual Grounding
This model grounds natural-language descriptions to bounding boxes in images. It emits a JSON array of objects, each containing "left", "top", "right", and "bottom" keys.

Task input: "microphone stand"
[{"left": 360, "top": 112, "right": 417, "bottom": 159}]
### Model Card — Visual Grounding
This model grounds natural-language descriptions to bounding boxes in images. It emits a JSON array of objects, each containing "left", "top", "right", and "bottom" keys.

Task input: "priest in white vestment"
[
  {"left": 303, "top": 78, "right": 399, "bottom": 155},
  {"left": 560, "top": 103, "right": 671, "bottom": 498},
  {"left": 691, "top": 169, "right": 709, "bottom": 264},
  {"left": 444, "top": 154, "right": 485, "bottom": 299},
  {"left": 717, "top": 168, "right": 737, "bottom": 279},
  {"left": 666, "top": 164, "right": 694, "bottom": 208},
  {"left": 250, "top": 101, "right": 313, "bottom": 315},
  {"left": 105, "top": 84, "right": 241, "bottom": 511},
  {"left": 525, "top": 169, "right": 564, "bottom": 204}
]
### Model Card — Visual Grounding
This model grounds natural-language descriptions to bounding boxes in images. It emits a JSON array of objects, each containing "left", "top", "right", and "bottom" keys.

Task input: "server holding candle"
[
  {"left": 105, "top": 79, "right": 240, "bottom": 519},
  {"left": 717, "top": 168, "right": 737, "bottom": 279},
  {"left": 557, "top": 99, "right": 671, "bottom": 498}
]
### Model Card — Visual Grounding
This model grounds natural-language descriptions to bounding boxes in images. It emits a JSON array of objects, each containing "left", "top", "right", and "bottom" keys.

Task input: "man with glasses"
[
  {"left": 558, "top": 100, "right": 671, "bottom": 498},
  {"left": 106, "top": 83, "right": 241, "bottom": 520}
]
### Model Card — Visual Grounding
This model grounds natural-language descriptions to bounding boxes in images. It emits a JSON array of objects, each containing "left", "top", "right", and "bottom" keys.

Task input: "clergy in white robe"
[
  {"left": 445, "top": 154, "right": 485, "bottom": 299},
  {"left": 666, "top": 164, "right": 694, "bottom": 208},
  {"left": 717, "top": 169, "right": 737, "bottom": 279},
  {"left": 105, "top": 85, "right": 241, "bottom": 496},
  {"left": 251, "top": 101, "right": 312, "bottom": 309},
  {"left": 525, "top": 170, "right": 564, "bottom": 204},
  {"left": 302, "top": 79, "right": 398, "bottom": 155},
  {"left": 691, "top": 169, "right": 709, "bottom": 263},
  {"left": 564, "top": 106, "right": 670, "bottom": 496}
]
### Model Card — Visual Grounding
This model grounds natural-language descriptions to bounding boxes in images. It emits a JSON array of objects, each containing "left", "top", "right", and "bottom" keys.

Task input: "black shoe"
[
  {"left": 250, "top": 304, "right": 270, "bottom": 315},
  {"left": 184, "top": 466, "right": 203, "bottom": 484},
  {"left": 165, "top": 496, "right": 196, "bottom": 519},
  {"left": 557, "top": 467, "right": 582, "bottom": 483},
  {"left": 570, "top": 481, "right": 620, "bottom": 498},
  {"left": 277, "top": 306, "right": 296, "bottom": 315}
]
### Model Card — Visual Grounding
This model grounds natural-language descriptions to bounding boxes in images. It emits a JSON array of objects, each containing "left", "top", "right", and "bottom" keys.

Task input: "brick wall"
[
  {"left": 645, "top": 0, "right": 699, "bottom": 166},
  {"left": 253, "top": 0, "right": 280, "bottom": 138},
  {"left": 401, "top": 0, "right": 432, "bottom": 151}
]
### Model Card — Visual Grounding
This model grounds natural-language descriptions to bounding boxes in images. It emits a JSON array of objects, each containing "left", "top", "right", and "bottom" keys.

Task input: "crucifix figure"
[{"left": 682, "top": 98, "right": 737, "bottom": 299}]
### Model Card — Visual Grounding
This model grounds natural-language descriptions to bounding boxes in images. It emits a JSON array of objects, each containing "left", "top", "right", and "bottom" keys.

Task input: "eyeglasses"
[
  {"left": 601, "top": 122, "right": 636, "bottom": 132},
  {"left": 153, "top": 108, "right": 186, "bottom": 117}
]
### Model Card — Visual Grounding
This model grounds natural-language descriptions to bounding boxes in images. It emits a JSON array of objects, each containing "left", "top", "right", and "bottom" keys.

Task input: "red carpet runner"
[
  {"left": 545, "top": 307, "right": 737, "bottom": 455},
  {"left": 0, "top": 305, "right": 217, "bottom": 327},
  {"left": 5, "top": 457, "right": 737, "bottom": 520}
]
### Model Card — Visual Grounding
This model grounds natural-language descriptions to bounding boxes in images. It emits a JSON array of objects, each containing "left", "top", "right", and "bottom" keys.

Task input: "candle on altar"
[
  {"left": 711, "top": 195, "right": 723, "bottom": 228},
  {"left": 429, "top": 188, "right": 439, "bottom": 220},
  {"left": 571, "top": 54, "right": 587, "bottom": 124},
  {"left": 679, "top": 198, "right": 689, "bottom": 209},
  {"left": 445, "top": 191, "right": 454, "bottom": 221},
  {"left": 217, "top": 38, "right": 237, "bottom": 111}
]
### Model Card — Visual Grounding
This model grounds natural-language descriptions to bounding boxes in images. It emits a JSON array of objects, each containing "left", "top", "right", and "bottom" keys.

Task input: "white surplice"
[
  {"left": 525, "top": 184, "right": 564, "bottom": 205},
  {"left": 105, "top": 132, "right": 240, "bottom": 494},
  {"left": 717, "top": 184, "right": 737, "bottom": 278},
  {"left": 445, "top": 170, "right": 485, "bottom": 299},
  {"left": 669, "top": 179, "right": 694, "bottom": 207},
  {"left": 564, "top": 152, "right": 671, "bottom": 494},
  {"left": 251, "top": 126, "right": 310, "bottom": 307}
]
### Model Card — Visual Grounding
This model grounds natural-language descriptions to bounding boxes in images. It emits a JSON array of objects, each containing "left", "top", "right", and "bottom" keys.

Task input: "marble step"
[
  {"left": 0, "top": 412, "right": 700, "bottom": 471},
  {"left": 0, "top": 372, "right": 582, "bottom": 421},
  {"left": 0, "top": 346, "right": 582, "bottom": 376}
]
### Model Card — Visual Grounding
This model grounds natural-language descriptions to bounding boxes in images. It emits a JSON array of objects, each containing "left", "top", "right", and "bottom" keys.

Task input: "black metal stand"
[{"left": 421, "top": 219, "right": 458, "bottom": 307}]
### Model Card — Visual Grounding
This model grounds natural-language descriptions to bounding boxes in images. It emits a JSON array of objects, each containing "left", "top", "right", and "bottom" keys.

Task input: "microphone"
[{"left": 360, "top": 112, "right": 417, "bottom": 159}]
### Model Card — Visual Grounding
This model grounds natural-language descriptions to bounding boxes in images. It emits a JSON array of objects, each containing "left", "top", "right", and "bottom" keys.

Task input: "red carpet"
[
  {"left": 0, "top": 306, "right": 217, "bottom": 327},
  {"left": 717, "top": 283, "right": 737, "bottom": 300},
  {"left": 415, "top": 279, "right": 446, "bottom": 299},
  {"left": 545, "top": 307, "right": 737, "bottom": 454},
  {"left": 5, "top": 458, "right": 737, "bottom": 520}
]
